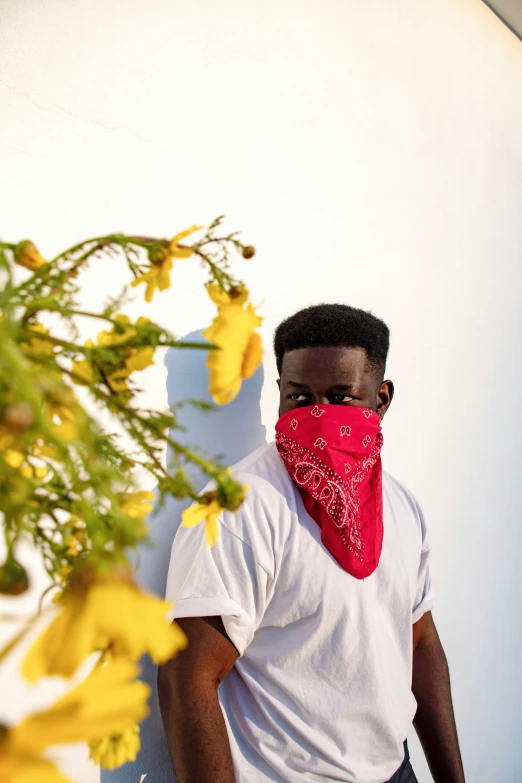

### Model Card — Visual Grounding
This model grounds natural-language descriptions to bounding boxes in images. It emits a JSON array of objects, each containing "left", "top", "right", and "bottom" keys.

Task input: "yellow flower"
[
  {"left": 1, "top": 658, "right": 149, "bottom": 783},
  {"left": 32, "top": 439, "right": 58, "bottom": 460},
  {"left": 125, "top": 345, "right": 154, "bottom": 373},
  {"left": 0, "top": 662, "right": 146, "bottom": 782},
  {"left": 131, "top": 225, "right": 203, "bottom": 302},
  {"left": 203, "top": 285, "right": 263, "bottom": 405},
  {"left": 70, "top": 356, "right": 94, "bottom": 385},
  {"left": 55, "top": 562, "right": 72, "bottom": 582},
  {"left": 65, "top": 536, "right": 81, "bottom": 557},
  {"left": 89, "top": 722, "right": 141, "bottom": 770},
  {"left": 71, "top": 316, "right": 154, "bottom": 392},
  {"left": 46, "top": 403, "right": 78, "bottom": 441},
  {"left": 3, "top": 447, "right": 46, "bottom": 480},
  {"left": 120, "top": 491, "right": 155, "bottom": 520},
  {"left": 39, "top": 376, "right": 81, "bottom": 441},
  {"left": 19, "top": 323, "right": 54, "bottom": 357},
  {"left": 182, "top": 499, "right": 223, "bottom": 547},
  {"left": 96, "top": 314, "right": 147, "bottom": 348},
  {"left": 13, "top": 240, "right": 47, "bottom": 272},
  {"left": 4, "top": 450, "right": 25, "bottom": 470},
  {"left": 22, "top": 576, "right": 187, "bottom": 681},
  {"left": 19, "top": 464, "right": 47, "bottom": 480}
]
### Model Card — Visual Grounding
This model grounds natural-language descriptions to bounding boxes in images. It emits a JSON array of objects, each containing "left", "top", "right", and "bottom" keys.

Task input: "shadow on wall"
[{"left": 102, "top": 329, "right": 266, "bottom": 783}]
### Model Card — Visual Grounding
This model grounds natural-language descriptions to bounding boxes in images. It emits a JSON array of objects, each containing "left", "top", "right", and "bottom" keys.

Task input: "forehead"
[{"left": 281, "top": 346, "right": 370, "bottom": 385}]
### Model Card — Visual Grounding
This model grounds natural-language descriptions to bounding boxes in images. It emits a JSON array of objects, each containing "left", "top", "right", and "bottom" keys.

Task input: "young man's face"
[{"left": 278, "top": 346, "right": 394, "bottom": 418}]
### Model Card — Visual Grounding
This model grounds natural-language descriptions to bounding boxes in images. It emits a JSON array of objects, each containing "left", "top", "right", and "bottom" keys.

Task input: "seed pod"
[
  {"left": 2, "top": 402, "right": 34, "bottom": 433},
  {"left": 242, "top": 245, "right": 256, "bottom": 259},
  {"left": 0, "top": 556, "right": 30, "bottom": 596}
]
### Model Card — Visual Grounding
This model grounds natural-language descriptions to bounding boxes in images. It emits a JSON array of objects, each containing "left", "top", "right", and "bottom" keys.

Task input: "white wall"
[{"left": 1, "top": 0, "right": 522, "bottom": 781}]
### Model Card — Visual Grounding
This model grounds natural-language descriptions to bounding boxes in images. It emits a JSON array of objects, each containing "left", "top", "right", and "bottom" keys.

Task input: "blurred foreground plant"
[{"left": 0, "top": 217, "right": 262, "bottom": 781}]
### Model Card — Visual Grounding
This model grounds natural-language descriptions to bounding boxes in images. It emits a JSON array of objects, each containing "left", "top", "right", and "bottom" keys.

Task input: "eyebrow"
[{"left": 286, "top": 381, "right": 356, "bottom": 391}]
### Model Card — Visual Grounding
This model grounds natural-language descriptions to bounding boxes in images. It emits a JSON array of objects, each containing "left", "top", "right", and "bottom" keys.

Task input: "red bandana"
[{"left": 275, "top": 405, "right": 384, "bottom": 579}]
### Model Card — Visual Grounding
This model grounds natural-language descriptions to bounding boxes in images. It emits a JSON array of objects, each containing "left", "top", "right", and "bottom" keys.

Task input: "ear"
[
  {"left": 376, "top": 380, "right": 394, "bottom": 420},
  {"left": 277, "top": 378, "right": 281, "bottom": 389}
]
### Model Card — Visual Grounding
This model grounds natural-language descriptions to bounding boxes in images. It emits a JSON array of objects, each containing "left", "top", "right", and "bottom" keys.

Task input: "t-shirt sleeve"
[
  {"left": 412, "top": 502, "right": 436, "bottom": 624},
  {"left": 164, "top": 509, "right": 270, "bottom": 656}
]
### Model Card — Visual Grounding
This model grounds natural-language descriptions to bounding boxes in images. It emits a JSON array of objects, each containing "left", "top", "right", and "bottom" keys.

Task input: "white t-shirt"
[{"left": 165, "top": 442, "right": 435, "bottom": 783}]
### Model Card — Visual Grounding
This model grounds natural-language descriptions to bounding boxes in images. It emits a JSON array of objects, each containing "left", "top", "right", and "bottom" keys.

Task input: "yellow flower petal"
[
  {"left": 131, "top": 268, "right": 156, "bottom": 287},
  {"left": 157, "top": 257, "right": 173, "bottom": 291},
  {"left": 205, "top": 516, "right": 220, "bottom": 548},
  {"left": 22, "top": 595, "right": 96, "bottom": 681},
  {"left": 125, "top": 345, "right": 154, "bottom": 373},
  {"left": 182, "top": 500, "right": 223, "bottom": 548},
  {"left": 97, "top": 316, "right": 135, "bottom": 347},
  {"left": 0, "top": 754, "right": 71, "bottom": 783},
  {"left": 145, "top": 277, "right": 157, "bottom": 303},
  {"left": 71, "top": 360, "right": 94, "bottom": 385},
  {"left": 242, "top": 331, "right": 263, "bottom": 380},
  {"left": 168, "top": 225, "right": 203, "bottom": 255},
  {"left": 20, "top": 323, "right": 54, "bottom": 356},
  {"left": 48, "top": 405, "right": 79, "bottom": 441},
  {"left": 32, "top": 440, "right": 58, "bottom": 460},
  {"left": 205, "top": 283, "right": 232, "bottom": 307},
  {"left": 12, "top": 659, "right": 149, "bottom": 752},
  {"left": 203, "top": 289, "right": 263, "bottom": 405},
  {"left": 181, "top": 502, "right": 213, "bottom": 528},
  {"left": 56, "top": 562, "right": 73, "bottom": 582},
  {"left": 121, "top": 491, "right": 155, "bottom": 520},
  {"left": 107, "top": 374, "right": 129, "bottom": 393},
  {"left": 22, "top": 580, "right": 187, "bottom": 681},
  {"left": 132, "top": 249, "right": 176, "bottom": 301}
]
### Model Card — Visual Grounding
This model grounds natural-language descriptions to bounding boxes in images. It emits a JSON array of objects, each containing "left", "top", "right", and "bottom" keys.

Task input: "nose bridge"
[{"left": 316, "top": 392, "right": 330, "bottom": 405}]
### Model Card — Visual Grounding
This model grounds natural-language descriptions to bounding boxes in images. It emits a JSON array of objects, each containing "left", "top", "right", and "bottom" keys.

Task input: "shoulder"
[
  {"left": 227, "top": 442, "right": 298, "bottom": 503},
  {"left": 383, "top": 470, "right": 423, "bottom": 515},
  {"left": 211, "top": 443, "right": 300, "bottom": 572},
  {"left": 382, "top": 470, "right": 429, "bottom": 543}
]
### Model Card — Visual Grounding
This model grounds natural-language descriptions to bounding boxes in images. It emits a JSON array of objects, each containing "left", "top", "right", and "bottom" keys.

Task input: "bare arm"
[
  {"left": 158, "top": 616, "right": 239, "bottom": 783},
  {"left": 412, "top": 611, "right": 465, "bottom": 783}
]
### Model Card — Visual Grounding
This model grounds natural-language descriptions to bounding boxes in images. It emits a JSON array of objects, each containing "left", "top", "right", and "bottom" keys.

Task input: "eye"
[
  {"left": 330, "top": 394, "right": 354, "bottom": 404},
  {"left": 288, "top": 393, "right": 309, "bottom": 402}
]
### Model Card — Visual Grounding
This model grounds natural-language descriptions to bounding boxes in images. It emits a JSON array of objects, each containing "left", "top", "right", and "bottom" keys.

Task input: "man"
[{"left": 158, "top": 304, "right": 465, "bottom": 783}]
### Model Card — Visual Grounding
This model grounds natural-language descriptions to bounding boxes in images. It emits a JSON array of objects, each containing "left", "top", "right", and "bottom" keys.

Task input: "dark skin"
[
  {"left": 158, "top": 346, "right": 465, "bottom": 783},
  {"left": 277, "top": 345, "right": 394, "bottom": 417}
]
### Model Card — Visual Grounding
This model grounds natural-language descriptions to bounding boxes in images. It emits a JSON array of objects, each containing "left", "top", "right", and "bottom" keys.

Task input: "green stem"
[
  {"left": 20, "top": 324, "right": 214, "bottom": 354},
  {"left": 188, "top": 247, "right": 237, "bottom": 288},
  {"left": 49, "top": 235, "right": 120, "bottom": 264}
]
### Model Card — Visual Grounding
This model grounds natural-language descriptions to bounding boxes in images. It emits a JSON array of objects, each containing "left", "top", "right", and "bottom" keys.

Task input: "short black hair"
[{"left": 273, "top": 303, "right": 390, "bottom": 377}]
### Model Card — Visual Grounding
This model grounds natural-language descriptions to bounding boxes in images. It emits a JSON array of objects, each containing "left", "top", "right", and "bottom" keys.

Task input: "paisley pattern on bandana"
[{"left": 276, "top": 405, "right": 384, "bottom": 579}]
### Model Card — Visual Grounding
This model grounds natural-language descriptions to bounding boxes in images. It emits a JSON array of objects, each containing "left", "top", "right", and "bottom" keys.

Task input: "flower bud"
[
  {"left": 148, "top": 244, "right": 170, "bottom": 266},
  {"left": 242, "top": 245, "right": 256, "bottom": 259},
  {"left": 2, "top": 402, "right": 34, "bottom": 434},
  {"left": 0, "top": 556, "right": 30, "bottom": 596},
  {"left": 13, "top": 240, "right": 47, "bottom": 272}
]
